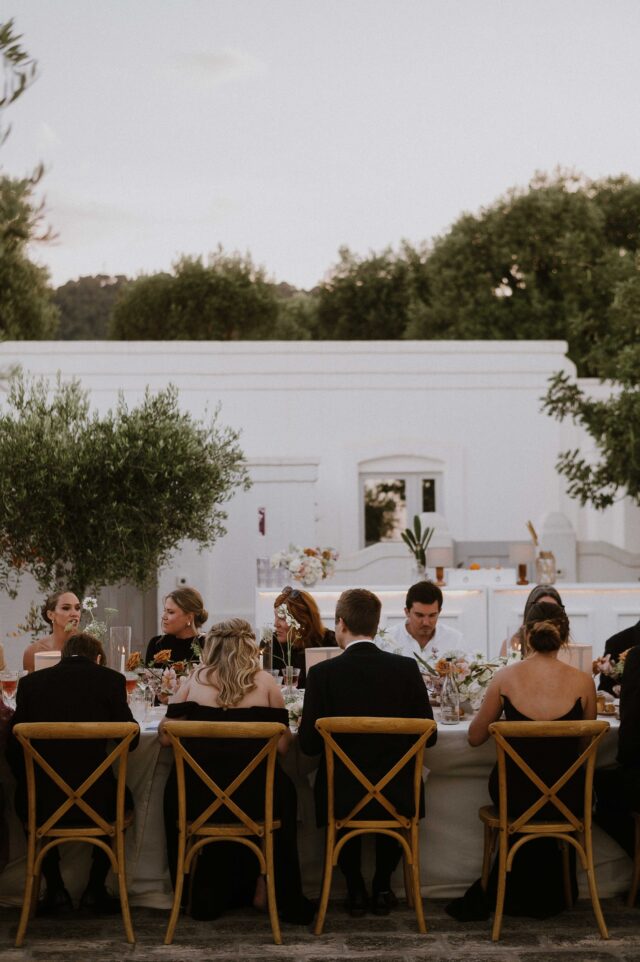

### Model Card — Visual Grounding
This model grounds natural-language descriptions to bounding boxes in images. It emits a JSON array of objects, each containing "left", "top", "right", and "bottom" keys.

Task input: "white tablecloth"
[{"left": 0, "top": 715, "right": 628, "bottom": 907}]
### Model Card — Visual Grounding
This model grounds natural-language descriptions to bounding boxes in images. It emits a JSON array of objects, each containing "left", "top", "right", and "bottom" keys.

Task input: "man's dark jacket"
[
  {"left": 298, "top": 641, "right": 436, "bottom": 825},
  {"left": 7, "top": 656, "right": 138, "bottom": 823}
]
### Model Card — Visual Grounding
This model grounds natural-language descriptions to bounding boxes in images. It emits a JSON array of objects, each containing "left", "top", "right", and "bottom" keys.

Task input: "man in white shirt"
[{"left": 386, "top": 581, "right": 464, "bottom": 662}]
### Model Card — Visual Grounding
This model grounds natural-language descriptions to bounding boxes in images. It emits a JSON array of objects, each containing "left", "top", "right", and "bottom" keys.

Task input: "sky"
[{"left": 2, "top": 0, "right": 640, "bottom": 289}]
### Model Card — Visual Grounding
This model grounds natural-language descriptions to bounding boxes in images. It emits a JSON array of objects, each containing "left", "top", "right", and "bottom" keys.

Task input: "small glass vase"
[
  {"left": 535, "top": 550, "right": 557, "bottom": 585},
  {"left": 440, "top": 667, "right": 461, "bottom": 725},
  {"left": 413, "top": 561, "right": 427, "bottom": 581}
]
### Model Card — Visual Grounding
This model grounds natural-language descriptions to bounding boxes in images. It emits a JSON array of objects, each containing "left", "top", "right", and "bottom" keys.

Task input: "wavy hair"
[
  {"left": 197, "top": 618, "right": 260, "bottom": 707},
  {"left": 274, "top": 586, "right": 326, "bottom": 649}
]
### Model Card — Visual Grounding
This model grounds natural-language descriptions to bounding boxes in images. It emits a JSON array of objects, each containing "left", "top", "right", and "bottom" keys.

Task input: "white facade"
[{"left": 1, "top": 340, "right": 638, "bottom": 668}]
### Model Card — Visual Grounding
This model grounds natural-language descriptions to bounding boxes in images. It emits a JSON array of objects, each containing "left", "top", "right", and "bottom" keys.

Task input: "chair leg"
[
  {"left": 491, "top": 833, "right": 507, "bottom": 942},
  {"left": 165, "top": 833, "right": 187, "bottom": 945},
  {"left": 583, "top": 833, "right": 609, "bottom": 939},
  {"left": 264, "top": 831, "right": 282, "bottom": 945},
  {"left": 15, "top": 838, "right": 39, "bottom": 947},
  {"left": 403, "top": 852, "right": 414, "bottom": 908},
  {"left": 314, "top": 824, "right": 336, "bottom": 936},
  {"left": 115, "top": 833, "right": 135, "bottom": 944},
  {"left": 560, "top": 841, "right": 573, "bottom": 909},
  {"left": 409, "top": 825, "right": 427, "bottom": 934},
  {"left": 480, "top": 823, "right": 495, "bottom": 892},
  {"left": 627, "top": 815, "right": 640, "bottom": 907}
]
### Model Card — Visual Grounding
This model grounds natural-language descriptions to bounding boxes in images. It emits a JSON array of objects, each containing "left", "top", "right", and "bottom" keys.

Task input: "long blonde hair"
[{"left": 198, "top": 618, "right": 260, "bottom": 708}]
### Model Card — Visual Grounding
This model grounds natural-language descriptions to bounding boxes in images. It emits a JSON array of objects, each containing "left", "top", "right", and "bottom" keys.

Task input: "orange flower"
[
  {"left": 435, "top": 658, "right": 452, "bottom": 676},
  {"left": 126, "top": 651, "right": 141, "bottom": 672},
  {"left": 153, "top": 649, "right": 172, "bottom": 665},
  {"left": 172, "top": 661, "right": 186, "bottom": 674}
]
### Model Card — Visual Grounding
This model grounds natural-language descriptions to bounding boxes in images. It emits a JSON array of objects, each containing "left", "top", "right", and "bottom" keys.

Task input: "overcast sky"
[{"left": 3, "top": 0, "right": 640, "bottom": 289}]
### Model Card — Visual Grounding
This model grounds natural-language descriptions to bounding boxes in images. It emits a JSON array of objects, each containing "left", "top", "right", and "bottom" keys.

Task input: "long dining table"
[{"left": 0, "top": 710, "right": 630, "bottom": 908}]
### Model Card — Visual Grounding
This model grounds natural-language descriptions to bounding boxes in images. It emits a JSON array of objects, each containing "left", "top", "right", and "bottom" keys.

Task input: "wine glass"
[{"left": 1, "top": 671, "right": 21, "bottom": 710}]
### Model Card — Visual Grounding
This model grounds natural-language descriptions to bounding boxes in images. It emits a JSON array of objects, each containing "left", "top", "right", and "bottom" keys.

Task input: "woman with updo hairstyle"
[
  {"left": 159, "top": 618, "right": 314, "bottom": 925},
  {"left": 23, "top": 590, "right": 82, "bottom": 673},
  {"left": 272, "top": 585, "right": 337, "bottom": 687},
  {"left": 501, "top": 583, "right": 564, "bottom": 656},
  {"left": 145, "top": 587, "right": 208, "bottom": 665},
  {"left": 447, "top": 602, "right": 596, "bottom": 922}
]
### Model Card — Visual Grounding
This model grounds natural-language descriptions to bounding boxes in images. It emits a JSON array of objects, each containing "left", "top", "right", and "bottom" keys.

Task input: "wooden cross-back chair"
[
  {"left": 314, "top": 716, "right": 437, "bottom": 935},
  {"left": 161, "top": 720, "right": 286, "bottom": 945},
  {"left": 479, "top": 719, "right": 610, "bottom": 941},
  {"left": 12, "top": 721, "right": 139, "bottom": 947}
]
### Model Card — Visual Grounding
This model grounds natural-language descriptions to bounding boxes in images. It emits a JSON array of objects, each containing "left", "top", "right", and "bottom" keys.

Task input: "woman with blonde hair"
[
  {"left": 159, "top": 618, "right": 314, "bottom": 925},
  {"left": 272, "top": 585, "right": 337, "bottom": 686}
]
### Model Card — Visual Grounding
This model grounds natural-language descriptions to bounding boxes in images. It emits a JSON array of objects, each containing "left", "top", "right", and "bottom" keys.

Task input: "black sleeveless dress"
[
  {"left": 163, "top": 702, "right": 314, "bottom": 924},
  {"left": 447, "top": 695, "right": 584, "bottom": 921}
]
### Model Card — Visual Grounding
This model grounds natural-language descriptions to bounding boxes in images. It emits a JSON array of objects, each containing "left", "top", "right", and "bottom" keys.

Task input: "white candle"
[{"left": 120, "top": 651, "right": 125, "bottom": 673}]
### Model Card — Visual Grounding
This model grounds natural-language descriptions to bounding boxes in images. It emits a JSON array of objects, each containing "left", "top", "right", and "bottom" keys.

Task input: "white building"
[{"left": 1, "top": 339, "right": 638, "bottom": 667}]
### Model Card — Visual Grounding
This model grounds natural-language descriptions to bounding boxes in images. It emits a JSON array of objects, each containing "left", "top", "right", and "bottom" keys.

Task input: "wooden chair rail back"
[
  {"left": 488, "top": 720, "right": 609, "bottom": 835},
  {"left": 13, "top": 722, "right": 139, "bottom": 837},
  {"left": 161, "top": 719, "right": 287, "bottom": 947},
  {"left": 12, "top": 721, "right": 139, "bottom": 948},
  {"left": 315, "top": 717, "right": 436, "bottom": 829}
]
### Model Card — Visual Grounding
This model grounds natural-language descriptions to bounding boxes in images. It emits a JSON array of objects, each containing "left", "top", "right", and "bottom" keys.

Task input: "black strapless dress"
[
  {"left": 447, "top": 695, "right": 584, "bottom": 921},
  {"left": 163, "top": 702, "right": 313, "bottom": 924}
]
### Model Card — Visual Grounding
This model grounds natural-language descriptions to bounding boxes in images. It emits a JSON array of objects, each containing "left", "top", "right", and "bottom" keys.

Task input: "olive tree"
[{"left": 0, "top": 373, "right": 250, "bottom": 596}]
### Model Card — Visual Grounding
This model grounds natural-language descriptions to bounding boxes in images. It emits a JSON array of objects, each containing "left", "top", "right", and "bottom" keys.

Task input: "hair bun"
[{"left": 195, "top": 607, "right": 209, "bottom": 627}]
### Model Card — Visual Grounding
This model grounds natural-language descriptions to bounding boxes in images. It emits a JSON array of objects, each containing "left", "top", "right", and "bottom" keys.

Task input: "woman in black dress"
[
  {"left": 159, "top": 618, "right": 314, "bottom": 925},
  {"left": 145, "top": 587, "right": 207, "bottom": 665},
  {"left": 448, "top": 602, "right": 596, "bottom": 921},
  {"left": 271, "top": 586, "right": 336, "bottom": 687}
]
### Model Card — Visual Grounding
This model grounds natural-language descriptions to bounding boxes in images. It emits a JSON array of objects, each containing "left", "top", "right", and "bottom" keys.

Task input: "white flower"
[{"left": 82, "top": 596, "right": 98, "bottom": 611}]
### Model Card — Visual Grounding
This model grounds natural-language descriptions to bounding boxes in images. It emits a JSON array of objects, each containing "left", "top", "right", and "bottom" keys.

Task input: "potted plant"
[{"left": 401, "top": 515, "right": 435, "bottom": 579}]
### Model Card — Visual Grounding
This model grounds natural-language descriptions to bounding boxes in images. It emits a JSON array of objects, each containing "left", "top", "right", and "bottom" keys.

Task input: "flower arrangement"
[
  {"left": 75, "top": 596, "right": 118, "bottom": 642},
  {"left": 127, "top": 641, "right": 200, "bottom": 698},
  {"left": 270, "top": 544, "right": 338, "bottom": 586},
  {"left": 593, "top": 649, "right": 629, "bottom": 691},
  {"left": 283, "top": 688, "right": 304, "bottom": 730},
  {"left": 414, "top": 647, "right": 519, "bottom": 709},
  {"left": 274, "top": 604, "right": 301, "bottom": 669}
]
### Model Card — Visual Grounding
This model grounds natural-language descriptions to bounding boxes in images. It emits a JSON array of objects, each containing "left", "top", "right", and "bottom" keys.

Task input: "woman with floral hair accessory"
[
  {"left": 22, "top": 590, "right": 81, "bottom": 673},
  {"left": 159, "top": 618, "right": 314, "bottom": 925},
  {"left": 271, "top": 586, "right": 336, "bottom": 687}
]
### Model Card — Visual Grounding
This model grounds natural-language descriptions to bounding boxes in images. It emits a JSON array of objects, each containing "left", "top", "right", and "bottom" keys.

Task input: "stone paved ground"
[{"left": 1, "top": 898, "right": 640, "bottom": 962}]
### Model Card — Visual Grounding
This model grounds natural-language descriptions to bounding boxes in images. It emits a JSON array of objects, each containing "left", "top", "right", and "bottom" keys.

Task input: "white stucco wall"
[{"left": 1, "top": 339, "right": 637, "bottom": 658}]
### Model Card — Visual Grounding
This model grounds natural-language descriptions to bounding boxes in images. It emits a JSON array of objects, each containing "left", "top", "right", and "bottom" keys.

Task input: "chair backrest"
[
  {"left": 315, "top": 716, "right": 437, "bottom": 828},
  {"left": 161, "top": 720, "right": 286, "bottom": 836},
  {"left": 488, "top": 719, "right": 610, "bottom": 834},
  {"left": 13, "top": 721, "right": 139, "bottom": 837}
]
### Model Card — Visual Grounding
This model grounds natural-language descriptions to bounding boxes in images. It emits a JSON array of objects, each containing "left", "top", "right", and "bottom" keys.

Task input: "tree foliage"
[
  {"left": 0, "top": 18, "right": 58, "bottom": 339},
  {"left": 314, "top": 244, "right": 428, "bottom": 339},
  {"left": 543, "top": 368, "right": 640, "bottom": 510},
  {"left": 0, "top": 373, "right": 250, "bottom": 596},
  {"left": 109, "top": 250, "right": 280, "bottom": 339},
  {"left": 54, "top": 274, "right": 130, "bottom": 339}
]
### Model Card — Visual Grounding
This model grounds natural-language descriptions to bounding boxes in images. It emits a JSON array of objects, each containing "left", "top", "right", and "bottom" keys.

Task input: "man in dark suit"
[
  {"left": 595, "top": 643, "right": 640, "bottom": 857},
  {"left": 298, "top": 588, "right": 436, "bottom": 917},
  {"left": 7, "top": 632, "right": 139, "bottom": 915},
  {"left": 598, "top": 619, "right": 640, "bottom": 695}
]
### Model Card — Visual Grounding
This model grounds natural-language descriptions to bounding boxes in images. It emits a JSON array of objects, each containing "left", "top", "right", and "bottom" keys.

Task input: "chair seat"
[
  {"left": 479, "top": 804, "right": 580, "bottom": 834},
  {"left": 187, "top": 819, "right": 282, "bottom": 838}
]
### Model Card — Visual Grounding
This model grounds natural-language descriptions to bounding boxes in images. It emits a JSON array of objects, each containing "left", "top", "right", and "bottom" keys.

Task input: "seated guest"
[
  {"left": 145, "top": 587, "right": 207, "bottom": 664},
  {"left": 299, "top": 588, "right": 436, "bottom": 917},
  {"left": 447, "top": 602, "right": 596, "bottom": 921},
  {"left": 598, "top": 617, "right": 640, "bottom": 696},
  {"left": 501, "top": 584, "right": 564, "bottom": 656},
  {"left": 7, "top": 632, "right": 139, "bottom": 914},
  {"left": 159, "top": 618, "right": 314, "bottom": 924},
  {"left": 595, "top": 644, "right": 640, "bottom": 858},
  {"left": 383, "top": 580, "right": 464, "bottom": 660},
  {"left": 271, "top": 585, "right": 337, "bottom": 687},
  {"left": 23, "top": 590, "right": 82, "bottom": 673}
]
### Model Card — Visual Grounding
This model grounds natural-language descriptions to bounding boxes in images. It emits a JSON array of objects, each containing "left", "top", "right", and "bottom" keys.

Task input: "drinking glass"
[{"left": 0, "top": 671, "right": 21, "bottom": 710}]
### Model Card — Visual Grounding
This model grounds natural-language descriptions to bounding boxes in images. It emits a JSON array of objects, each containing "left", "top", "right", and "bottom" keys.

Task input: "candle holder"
[
  {"left": 109, "top": 626, "right": 132, "bottom": 672},
  {"left": 509, "top": 543, "right": 536, "bottom": 585},
  {"left": 427, "top": 546, "right": 454, "bottom": 586}
]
